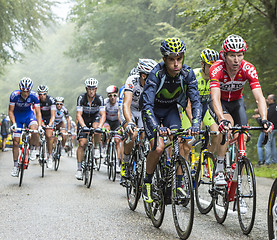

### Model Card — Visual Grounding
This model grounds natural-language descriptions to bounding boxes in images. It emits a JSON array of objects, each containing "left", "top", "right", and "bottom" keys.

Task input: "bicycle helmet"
[
  {"left": 128, "top": 67, "right": 139, "bottom": 77},
  {"left": 19, "top": 77, "right": 33, "bottom": 91},
  {"left": 200, "top": 49, "right": 219, "bottom": 65},
  {"left": 160, "top": 38, "right": 186, "bottom": 56},
  {"left": 222, "top": 34, "right": 247, "bottom": 53},
  {"left": 106, "top": 85, "right": 118, "bottom": 94},
  {"left": 37, "top": 85, "right": 48, "bottom": 94},
  {"left": 85, "top": 78, "right": 98, "bottom": 88},
  {"left": 137, "top": 59, "right": 157, "bottom": 75},
  {"left": 55, "top": 96, "right": 64, "bottom": 103}
]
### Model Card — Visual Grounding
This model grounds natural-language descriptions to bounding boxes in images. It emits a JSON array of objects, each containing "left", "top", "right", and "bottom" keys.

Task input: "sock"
[
  {"left": 77, "top": 162, "right": 82, "bottom": 170},
  {"left": 123, "top": 154, "right": 130, "bottom": 164},
  {"left": 216, "top": 156, "right": 224, "bottom": 173},
  {"left": 14, "top": 160, "right": 18, "bottom": 167}
]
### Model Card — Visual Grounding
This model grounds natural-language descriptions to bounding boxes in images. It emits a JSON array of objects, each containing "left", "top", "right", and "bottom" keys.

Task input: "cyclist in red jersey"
[{"left": 209, "top": 34, "right": 273, "bottom": 186}]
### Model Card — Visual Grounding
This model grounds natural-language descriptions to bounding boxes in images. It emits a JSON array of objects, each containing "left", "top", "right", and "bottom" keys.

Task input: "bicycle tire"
[
  {"left": 127, "top": 145, "right": 144, "bottom": 210},
  {"left": 172, "top": 155, "right": 194, "bottom": 240},
  {"left": 41, "top": 141, "right": 46, "bottom": 178},
  {"left": 268, "top": 178, "right": 277, "bottom": 240},
  {"left": 83, "top": 148, "right": 89, "bottom": 186},
  {"left": 85, "top": 147, "right": 94, "bottom": 188},
  {"left": 54, "top": 141, "right": 61, "bottom": 171},
  {"left": 107, "top": 142, "right": 112, "bottom": 180},
  {"left": 212, "top": 159, "right": 229, "bottom": 224},
  {"left": 149, "top": 163, "right": 165, "bottom": 228},
  {"left": 195, "top": 151, "right": 215, "bottom": 214},
  {"left": 19, "top": 147, "right": 27, "bottom": 187},
  {"left": 142, "top": 156, "right": 151, "bottom": 218},
  {"left": 237, "top": 157, "right": 256, "bottom": 235},
  {"left": 95, "top": 142, "right": 102, "bottom": 171},
  {"left": 111, "top": 142, "right": 117, "bottom": 182}
]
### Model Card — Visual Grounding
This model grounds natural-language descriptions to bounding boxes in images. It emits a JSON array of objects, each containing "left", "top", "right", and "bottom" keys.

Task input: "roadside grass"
[{"left": 254, "top": 163, "right": 277, "bottom": 179}]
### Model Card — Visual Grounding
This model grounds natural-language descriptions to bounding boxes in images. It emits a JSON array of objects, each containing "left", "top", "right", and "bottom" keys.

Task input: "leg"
[
  {"left": 256, "top": 132, "right": 265, "bottom": 164},
  {"left": 271, "top": 130, "right": 277, "bottom": 163}
]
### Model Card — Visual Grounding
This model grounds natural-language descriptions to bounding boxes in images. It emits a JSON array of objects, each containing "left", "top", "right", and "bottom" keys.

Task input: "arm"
[
  {"left": 123, "top": 91, "right": 133, "bottom": 124},
  {"left": 210, "top": 87, "right": 224, "bottom": 122},
  {"left": 49, "top": 108, "right": 56, "bottom": 126},
  {"left": 185, "top": 99, "right": 192, "bottom": 123},
  {"left": 76, "top": 110, "right": 86, "bottom": 128},
  {"left": 252, "top": 88, "right": 267, "bottom": 120},
  {"left": 8, "top": 104, "right": 16, "bottom": 125},
  {"left": 98, "top": 110, "right": 106, "bottom": 128},
  {"left": 34, "top": 105, "right": 42, "bottom": 127}
]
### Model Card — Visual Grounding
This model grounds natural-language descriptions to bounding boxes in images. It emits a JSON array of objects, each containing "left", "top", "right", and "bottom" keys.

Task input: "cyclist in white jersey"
[{"left": 120, "top": 59, "right": 157, "bottom": 181}]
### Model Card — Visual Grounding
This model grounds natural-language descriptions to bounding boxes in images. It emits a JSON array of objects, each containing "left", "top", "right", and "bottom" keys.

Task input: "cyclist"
[
  {"left": 37, "top": 85, "right": 56, "bottom": 168},
  {"left": 209, "top": 34, "right": 273, "bottom": 186},
  {"left": 9, "top": 77, "right": 43, "bottom": 177},
  {"left": 141, "top": 38, "right": 202, "bottom": 203},
  {"left": 103, "top": 85, "right": 122, "bottom": 163},
  {"left": 75, "top": 78, "right": 105, "bottom": 180},
  {"left": 54, "top": 97, "right": 71, "bottom": 158},
  {"left": 120, "top": 59, "right": 157, "bottom": 183},
  {"left": 181, "top": 49, "right": 220, "bottom": 159}
]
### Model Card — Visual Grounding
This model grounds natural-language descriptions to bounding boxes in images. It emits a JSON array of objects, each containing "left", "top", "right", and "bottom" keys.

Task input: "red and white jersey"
[{"left": 209, "top": 59, "right": 261, "bottom": 102}]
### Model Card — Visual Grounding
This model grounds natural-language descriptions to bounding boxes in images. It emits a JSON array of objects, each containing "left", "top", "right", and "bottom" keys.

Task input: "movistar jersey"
[
  {"left": 9, "top": 90, "right": 40, "bottom": 112},
  {"left": 141, "top": 62, "right": 202, "bottom": 130}
]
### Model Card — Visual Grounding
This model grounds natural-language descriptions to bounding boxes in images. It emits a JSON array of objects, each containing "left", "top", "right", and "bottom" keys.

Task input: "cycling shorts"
[
  {"left": 77, "top": 114, "right": 101, "bottom": 139},
  {"left": 105, "top": 119, "right": 120, "bottom": 131},
  {"left": 144, "top": 105, "right": 181, "bottom": 141},
  {"left": 208, "top": 97, "right": 248, "bottom": 126},
  {"left": 14, "top": 110, "right": 37, "bottom": 137},
  {"left": 119, "top": 107, "right": 143, "bottom": 128}
]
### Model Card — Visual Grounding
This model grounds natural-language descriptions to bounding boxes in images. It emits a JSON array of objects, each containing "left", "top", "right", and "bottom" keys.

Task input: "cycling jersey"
[
  {"left": 124, "top": 73, "right": 142, "bottom": 111},
  {"left": 76, "top": 93, "right": 105, "bottom": 119},
  {"left": 118, "top": 85, "right": 125, "bottom": 109},
  {"left": 9, "top": 90, "right": 40, "bottom": 112},
  {"left": 141, "top": 62, "right": 202, "bottom": 133},
  {"left": 210, "top": 59, "right": 261, "bottom": 102},
  {"left": 194, "top": 68, "right": 211, "bottom": 103},
  {"left": 55, "top": 106, "right": 69, "bottom": 125},
  {"left": 104, "top": 97, "right": 119, "bottom": 121},
  {"left": 40, "top": 95, "right": 56, "bottom": 121}
]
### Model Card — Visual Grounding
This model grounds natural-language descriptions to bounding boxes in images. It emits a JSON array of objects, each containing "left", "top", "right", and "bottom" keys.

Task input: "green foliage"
[{"left": 0, "top": 0, "right": 55, "bottom": 71}]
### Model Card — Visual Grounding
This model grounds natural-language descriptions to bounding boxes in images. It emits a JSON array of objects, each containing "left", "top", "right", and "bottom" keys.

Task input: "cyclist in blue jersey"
[
  {"left": 141, "top": 38, "right": 202, "bottom": 203},
  {"left": 9, "top": 77, "right": 43, "bottom": 177}
]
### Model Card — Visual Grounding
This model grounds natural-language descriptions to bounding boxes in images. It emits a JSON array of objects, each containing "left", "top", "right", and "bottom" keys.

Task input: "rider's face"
[
  {"left": 225, "top": 52, "right": 244, "bottom": 71},
  {"left": 163, "top": 54, "right": 184, "bottom": 77},
  {"left": 20, "top": 90, "right": 30, "bottom": 99},
  {"left": 108, "top": 93, "right": 117, "bottom": 104},
  {"left": 86, "top": 87, "right": 96, "bottom": 98},
  {"left": 39, "top": 93, "right": 47, "bottom": 102},
  {"left": 56, "top": 102, "right": 63, "bottom": 110}
]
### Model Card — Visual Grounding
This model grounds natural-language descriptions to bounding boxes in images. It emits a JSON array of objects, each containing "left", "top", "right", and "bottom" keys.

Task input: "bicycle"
[
  {"left": 38, "top": 128, "right": 47, "bottom": 177},
  {"left": 80, "top": 127, "right": 103, "bottom": 188},
  {"left": 14, "top": 128, "right": 38, "bottom": 186},
  {"left": 52, "top": 128, "right": 68, "bottom": 171},
  {"left": 146, "top": 128, "right": 194, "bottom": 240},
  {"left": 211, "top": 125, "right": 267, "bottom": 235},
  {"left": 105, "top": 129, "right": 122, "bottom": 181},
  {"left": 268, "top": 178, "right": 277, "bottom": 240},
  {"left": 124, "top": 128, "right": 146, "bottom": 210},
  {"left": 188, "top": 127, "right": 218, "bottom": 214},
  {"left": 65, "top": 132, "right": 74, "bottom": 157}
]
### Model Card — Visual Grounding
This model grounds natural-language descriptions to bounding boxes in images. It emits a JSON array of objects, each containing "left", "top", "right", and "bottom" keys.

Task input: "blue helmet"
[{"left": 19, "top": 77, "right": 33, "bottom": 91}]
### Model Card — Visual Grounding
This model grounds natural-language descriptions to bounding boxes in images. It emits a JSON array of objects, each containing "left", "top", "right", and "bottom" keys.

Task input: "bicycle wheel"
[
  {"left": 111, "top": 142, "right": 117, "bottom": 182},
  {"left": 40, "top": 141, "right": 46, "bottom": 178},
  {"left": 54, "top": 142, "right": 61, "bottom": 171},
  {"left": 19, "top": 147, "right": 27, "bottom": 187},
  {"left": 106, "top": 143, "right": 112, "bottom": 180},
  {"left": 195, "top": 152, "right": 215, "bottom": 214},
  {"left": 212, "top": 161, "right": 229, "bottom": 224},
  {"left": 172, "top": 155, "right": 194, "bottom": 240},
  {"left": 237, "top": 157, "right": 256, "bottom": 235},
  {"left": 85, "top": 147, "right": 94, "bottom": 188},
  {"left": 149, "top": 163, "right": 165, "bottom": 228},
  {"left": 95, "top": 142, "right": 102, "bottom": 171},
  {"left": 268, "top": 178, "right": 277, "bottom": 240}
]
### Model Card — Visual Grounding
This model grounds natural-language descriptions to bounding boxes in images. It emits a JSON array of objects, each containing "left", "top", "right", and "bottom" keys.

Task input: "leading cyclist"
[
  {"left": 141, "top": 38, "right": 202, "bottom": 203},
  {"left": 9, "top": 77, "right": 43, "bottom": 177},
  {"left": 209, "top": 34, "right": 273, "bottom": 186}
]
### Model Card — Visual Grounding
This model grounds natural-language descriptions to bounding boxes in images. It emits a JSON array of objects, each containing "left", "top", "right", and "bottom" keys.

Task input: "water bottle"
[{"left": 166, "top": 148, "right": 171, "bottom": 167}]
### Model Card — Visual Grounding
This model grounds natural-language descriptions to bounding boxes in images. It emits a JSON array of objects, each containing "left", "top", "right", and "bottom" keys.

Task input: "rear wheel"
[
  {"left": 172, "top": 155, "right": 194, "bottom": 240},
  {"left": 195, "top": 152, "right": 215, "bottom": 214},
  {"left": 212, "top": 160, "right": 229, "bottom": 224},
  {"left": 149, "top": 163, "right": 165, "bottom": 228},
  {"left": 237, "top": 157, "right": 256, "bottom": 235},
  {"left": 268, "top": 178, "right": 277, "bottom": 240}
]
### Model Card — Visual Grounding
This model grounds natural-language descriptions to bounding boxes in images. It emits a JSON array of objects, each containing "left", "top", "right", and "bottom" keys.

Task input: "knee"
[{"left": 155, "top": 146, "right": 164, "bottom": 156}]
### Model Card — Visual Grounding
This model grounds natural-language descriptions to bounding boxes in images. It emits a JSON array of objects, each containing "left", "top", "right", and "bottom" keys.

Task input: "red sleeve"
[
  {"left": 241, "top": 60, "right": 261, "bottom": 90},
  {"left": 209, "top": 60, "right": 224, "bottom": 89}
]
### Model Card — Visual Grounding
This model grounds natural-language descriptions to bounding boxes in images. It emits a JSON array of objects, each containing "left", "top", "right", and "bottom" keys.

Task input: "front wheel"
[
  {"left": 19, "top": 147, "right": 27, "bottom": 187},
  {"left": 54, "top": 142, "right": 61, "bottom": 171},
  {"left": 85, "top": 147, "right": 94, "bottom": 188},
  {"left": 172, "top": 155, "right": 194, "bottom": 240},
  {"left": 40, "top": 141, "right": 46, "bottom": 178},
  {"left": 110, "top": 142, "right": 117, "bottom": 182},
  {"left": 268, "top": 178, "right": 277, "bottom": 240},
  {"left": 237, "top": 157, "right": 256, "bottom": 235},
  {"left": 195, "top": 152, "right": 215, "bottom": 214}
]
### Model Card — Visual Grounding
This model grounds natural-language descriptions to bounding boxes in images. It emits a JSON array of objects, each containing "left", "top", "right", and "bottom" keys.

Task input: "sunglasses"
[
  {"left": 108, "top": 94, "right": 117, "bottom": 98},
  {"left": 164, "top": 52, "right": 184, "bottom": 57},
  {"left": 56, "top": 103, "right": 63, "bottom": 106},
  {"left": 87, "top": 87, "right": 96, "bottom": 90},
  {"left": 39, "top": 93, "right": 47, "bottom": 96}
]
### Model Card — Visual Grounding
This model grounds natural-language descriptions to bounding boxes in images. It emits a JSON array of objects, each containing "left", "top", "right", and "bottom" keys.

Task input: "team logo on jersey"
[
  {"left": 242, "top": 63, "right": 258, "bottom": 79},
  {"left": 128, "top": 83, "right": 133, "bottom": 89},
  {"left": 211, "top": 65, "right": 223, "bottom": 78},
  {"left": 157, "top": 87, "right": 182, "bottom": 99}
]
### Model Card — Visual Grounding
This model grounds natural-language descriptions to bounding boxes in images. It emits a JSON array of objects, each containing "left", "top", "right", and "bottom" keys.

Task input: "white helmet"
[
  {"left": 106, "top": 85, "right": 118, "bottom": 94},
  {"left": 137, "top": 59, "right": 157, "bottom": 75},
  {"left": 37, "top": 85, "right": 48, "bottom": 94},
  {"left": 19, "top": 77, "right": 33, "bottom": 91},
  {"left": 85, "top": 78, "right": 98, "bottom": 88},
  {"left": 55, "top": 96, "right": 64, "bottom": 103}
]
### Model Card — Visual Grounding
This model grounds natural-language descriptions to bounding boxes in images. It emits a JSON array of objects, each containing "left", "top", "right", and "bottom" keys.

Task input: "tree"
[{"left": 0, "top": 0, "right": 55, "bottom": 71}]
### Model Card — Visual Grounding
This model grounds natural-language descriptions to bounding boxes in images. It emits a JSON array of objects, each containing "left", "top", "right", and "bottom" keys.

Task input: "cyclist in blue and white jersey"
[
  {"left": 37, "top": 85, "right": 56, "bottom": 168},
  {"left": 75, "top": 78, "right": 106, "bottom": 180},
  {"left": 120, "top": 59, "right": 157, "bottom": 181},
  {"left": 141, "top": 38, "right": 202, "bottom": 203},
  {"left": 8, "top": 77, "right": 43, "bottom": 177}
]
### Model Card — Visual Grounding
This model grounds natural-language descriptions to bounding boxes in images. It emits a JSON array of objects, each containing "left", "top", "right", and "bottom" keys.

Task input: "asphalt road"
[{"left": 0, "top": 149, "right": 274, "bottom": 240}]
